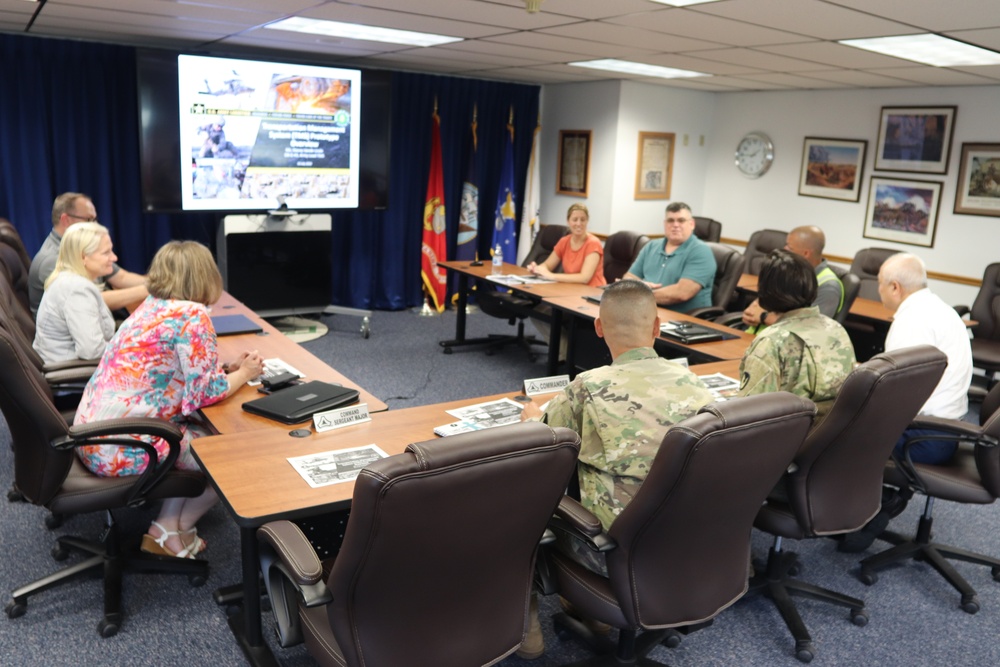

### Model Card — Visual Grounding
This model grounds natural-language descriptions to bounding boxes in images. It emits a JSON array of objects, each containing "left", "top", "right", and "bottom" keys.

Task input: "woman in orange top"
[{"left": 527, "top": 204, "right": 606, "bottom": 287}]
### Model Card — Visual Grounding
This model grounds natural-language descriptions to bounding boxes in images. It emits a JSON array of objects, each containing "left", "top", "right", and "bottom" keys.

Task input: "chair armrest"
[
  {"left": 549, "top": 496, "right": 616, "bottom": 553},
  {"left": 687, "top": 306, "right": 725, "bottom": 321},
  {"left": 59, "top": 417, "right": 186, "bottom": 502},
  {"left": 44, "top": 366, "right": 97, "bottom": 386},
  {"left": 953, "top": 305, "right": 970, "bottom": 318},
  {"left": 909, "top": 416, "right": 987, "bottom": 439},
  {"left": 257, "top": 520, "right": 332, "bottom": 648},
  {"left": 258, "top": 520, "right": 324, "bottom": 587},
  {"left": 42, "top": 358, "right": 100, "bottom": 373},
  {"left": 714, "top": 311, "right": 748, "bottom": 330}
]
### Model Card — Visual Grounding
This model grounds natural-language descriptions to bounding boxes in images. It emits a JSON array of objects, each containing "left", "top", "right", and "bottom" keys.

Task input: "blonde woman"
[
  {"left": 527, "top": 203, "right": 606, "bottom": 287},
  {"left": 75, "top": 241, "right": 264, "bottom": 559},
  {"left": 33, "top": 222, "right": 116, "bottom": 364}
]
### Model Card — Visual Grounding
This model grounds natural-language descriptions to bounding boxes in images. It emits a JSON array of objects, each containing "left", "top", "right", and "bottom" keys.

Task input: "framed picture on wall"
[
  {"left": 557, "top": 130, "right": 591, "bottom": 197},
  {"left": 954, "top": 142, "right": 1000, "bottom": 217},
  {"left": 634, "top": 131, "right": 674, "bottom": 200},
  {"left": 863, "top": 177, "right": 941, "bottom": 248},
  {"left": 797, "top": 137, "right": 867, "bottom": 202},
  {"left": 875, "top": 106, "right": 956, "bottom": 174}
]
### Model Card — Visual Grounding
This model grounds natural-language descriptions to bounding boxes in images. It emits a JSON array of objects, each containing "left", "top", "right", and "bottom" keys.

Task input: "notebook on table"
[
  {"left": 211, "top": 314, "right": 264, "bottom": 336},
  {"left": 242, "top": 381, "right": 360, "bottom": 424}
]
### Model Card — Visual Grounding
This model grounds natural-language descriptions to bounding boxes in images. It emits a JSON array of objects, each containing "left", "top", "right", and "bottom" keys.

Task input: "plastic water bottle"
[{"left": 492, "top": 243, "right": 503, "bottom": 275}]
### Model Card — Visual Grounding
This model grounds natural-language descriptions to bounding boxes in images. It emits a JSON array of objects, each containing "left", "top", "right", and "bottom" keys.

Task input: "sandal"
[
  {"left": 180, "top": 528, "right": 207, "bottom": 556},
  {"left": 140, "top": 521, "right": 198, "bottom": 559}
]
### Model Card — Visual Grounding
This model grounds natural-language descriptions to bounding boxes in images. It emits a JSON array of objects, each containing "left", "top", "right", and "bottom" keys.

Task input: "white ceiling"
[{"left": 3, "top": 0, "right": 1000, "bottom": 91}]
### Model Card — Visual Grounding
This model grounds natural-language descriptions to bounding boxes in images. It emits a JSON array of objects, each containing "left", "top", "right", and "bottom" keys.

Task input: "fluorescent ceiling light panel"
[
  {"left": 648, "top": 0, "right": 723, "bottom": 6},
  {"left": 840, "top": 34, "right": 1000, "bottom": 67},
  {"left": 570, "top": 59, "right": 709, "bottom": 79},
  {"left": 265, "top": 17, "right": 462, "bottom": 48}
]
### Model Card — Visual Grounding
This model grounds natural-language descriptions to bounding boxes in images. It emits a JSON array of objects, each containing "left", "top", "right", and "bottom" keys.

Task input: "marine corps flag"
[
  {"left": 420, "top": 105, "right": 448, "bottom": 312},
  {"left": 492, "top": 110, "right": 517, "bottom": 259}
]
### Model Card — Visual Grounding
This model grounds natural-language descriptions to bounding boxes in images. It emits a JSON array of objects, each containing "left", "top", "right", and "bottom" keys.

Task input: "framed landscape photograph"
[
  {"left": 954, "top": 142, "right": 1000, "bottom": 217},
  {"left": 557, "top": 129, "right": 591, "bottom": 197},
  {"left": 863, "top": 177, "right": 941, "bottom": 248},
  {"left": 798, "top": 137, "right": 867, "bottom": 202},
  {"left": 634, "top": 131, "right": 674, "bottom": 200},
  {"left": 875, "top": 106, "right": 955, "bottom": 174}
]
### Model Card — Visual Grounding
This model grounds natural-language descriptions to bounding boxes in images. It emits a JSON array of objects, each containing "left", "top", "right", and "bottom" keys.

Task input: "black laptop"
[
  {"left": 242, "top": 381, "right": 360, "bottom": 424},
  {"left": 659, "top": 321, "right": 725, "bottom": 344},
  {"left": 211, "top": 314, "right": 264, "bottom": 336}
]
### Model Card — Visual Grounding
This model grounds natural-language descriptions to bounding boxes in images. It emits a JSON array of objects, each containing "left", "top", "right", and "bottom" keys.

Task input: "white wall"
[{"left": 539, "top": 80, "right": 1000, "bottom": 305}]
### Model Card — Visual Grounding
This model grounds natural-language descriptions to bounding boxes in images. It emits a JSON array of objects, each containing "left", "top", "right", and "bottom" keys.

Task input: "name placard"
[
  {"left": 523, "top": 375, "right": 570, "bottom": 397},
  {"left": 313, "top": 403, "right": 371, "bottom": 432}
]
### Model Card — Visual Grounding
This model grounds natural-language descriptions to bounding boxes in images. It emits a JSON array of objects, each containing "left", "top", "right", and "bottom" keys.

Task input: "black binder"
[
  {"left": 211, "top": 314, "right": 263, "bottom": 336},
  {"left": 242, "top": 381, "right": 360, "bottom": 424},
  {"left": 659, "top": 322, "right": 726, "bottom": 344}
]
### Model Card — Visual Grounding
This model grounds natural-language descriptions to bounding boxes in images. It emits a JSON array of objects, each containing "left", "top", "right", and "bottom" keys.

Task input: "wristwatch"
[{"left": 759, "top": 311, "right": 770, "bottom": 326}]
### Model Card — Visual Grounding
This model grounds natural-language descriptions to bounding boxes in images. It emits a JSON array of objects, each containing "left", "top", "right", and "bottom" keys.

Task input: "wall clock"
[{"left": 735, "top": 131, "right": 774, "bottom": 178}]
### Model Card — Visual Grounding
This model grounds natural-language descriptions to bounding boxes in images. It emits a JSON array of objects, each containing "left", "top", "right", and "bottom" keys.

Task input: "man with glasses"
[
  {"left": 28, "top": 192, "right": 148, "bottom": 315},
  {"left": 742, "top": 225, "right": 844, "bottom": 329},
  {"left": 622, "top": 201, "right": 716, "bottom": 313}
]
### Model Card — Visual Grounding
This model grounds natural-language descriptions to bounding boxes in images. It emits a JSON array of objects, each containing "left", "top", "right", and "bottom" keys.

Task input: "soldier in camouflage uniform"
[
  {"left": 517, "top": 280, "right": 713, "bottom": 659},
  {"left": 738, "top": 250, "right": 855, "bottom": 423},
  {"left": 524, "top": 280, "right": 714, "bottom": 568}
]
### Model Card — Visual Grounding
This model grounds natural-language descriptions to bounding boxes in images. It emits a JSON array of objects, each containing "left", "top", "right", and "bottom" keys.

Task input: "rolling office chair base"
[
  {"left": 6, "top": 511, "right": 209, "bottom": 637},
  {"left": 440, "top": 321, "right": 547, "bottom": 360},
  {"left": 749, "top": 545, "right": 868, "bottom": 663},
  {"left": 858, "top": 507, "right": 1000, "bottom": 613},
  {"left": 554, "top": 614, "right": 672, "bottom": 667}
]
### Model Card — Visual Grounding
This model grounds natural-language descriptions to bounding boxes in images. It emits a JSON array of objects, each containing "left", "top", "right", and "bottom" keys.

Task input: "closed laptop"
[
  {"left": 211, "top": 314, "right": 264, "bottom": 336},
  {"left": 242, "top": 381, "right": 360, "bottom": 424}
]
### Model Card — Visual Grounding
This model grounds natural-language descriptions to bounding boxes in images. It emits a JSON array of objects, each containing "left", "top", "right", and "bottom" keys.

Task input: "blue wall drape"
[{"left": 0, "top": 33, "right": 540, "bottom": 310}]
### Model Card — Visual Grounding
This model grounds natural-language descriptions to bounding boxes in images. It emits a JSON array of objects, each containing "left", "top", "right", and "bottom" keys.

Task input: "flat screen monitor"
[
  {"left": 179, "top": 54, "right": 360, "bottom": 211},
  {"left": 136, "top": 49, "right": 390, "bottom": 213}
]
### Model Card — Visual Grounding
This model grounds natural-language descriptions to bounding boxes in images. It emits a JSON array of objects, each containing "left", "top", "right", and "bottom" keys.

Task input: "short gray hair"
[{"left": 880, "top": 252, "right": 927, "bottom": 292}]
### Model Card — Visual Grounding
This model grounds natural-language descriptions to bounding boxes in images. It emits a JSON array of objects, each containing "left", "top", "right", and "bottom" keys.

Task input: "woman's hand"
[{"left": 532, "top": 265, "right": 555, "bottom": 279}]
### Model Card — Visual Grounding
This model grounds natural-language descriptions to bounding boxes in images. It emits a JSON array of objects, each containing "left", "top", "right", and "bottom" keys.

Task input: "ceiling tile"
[
  {"left": 793, "top": 69, "right": 917, "bottom": 88},
  {"left": 691, "top": 47, "right": 833, "bottom": 72},
  {"left": 605, "top": 7, "right": 809, "bottom": 47},
  {"left": 482, "top": 30, "right": 659, "bottom": 60},
  {"left": 338, "top": 0, "right": 580, "bottom": 31},
  {"left": 826, "top": 0, "right": 1000, "bottom": 32},
  {"left": 866, "top": 66, "right": 1000, "bottom": 86},
  {"left": 693, "top": 0, "right": 917, "bottom": 40},
  {"left": 730, "top": 71, "right": 850, "bottom": 88},
  {"left": 758, "top": 41, "right": 919, "bottom": 69},
  {"left": 537, "top": 20, "right": 722, "bottom": 52}
]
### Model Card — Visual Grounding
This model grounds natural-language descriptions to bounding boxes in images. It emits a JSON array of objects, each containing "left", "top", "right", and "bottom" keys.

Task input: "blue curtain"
[{"left": 0, "top": 33, "right": 539, "bottom": 310}]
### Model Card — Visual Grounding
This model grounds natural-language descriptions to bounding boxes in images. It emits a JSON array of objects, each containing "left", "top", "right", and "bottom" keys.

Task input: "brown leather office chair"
[
  {"left": 467, "top": 224, "right": 571, "bottom": 359},
  {"left": 0, "top": 219, "right": 32, "bottom": 276},
  {"left": 829, "top": 264, "right": 861, "bottom": 325},
  {"left": 858, "top": 378, "right": 1000, "bottom": 613},
  {"left": 0, "top": 327, "right": 208, "bottom": 637},
  {"left": 752, "top": 345, "right": 947, "bottom": 663},
  {"left": 688, "top": 242, "right": 744, "bottom": 320},
  {"left": 540, "top": 393, "right": 815, "bottom": 666},
  {"left": 849, "top": 247, "right": 899, "bottom": 301},
  {"left": 256, "top": 422, "right": 581, "bottom": 667},
  {"left": 603, "top": 230, "right": 649, "bottom": 282},
  {"left": 693, "top": 216, "right": 722, "bottom": 243},
  {"left": 0, "top": 243, "right": 30, "bottom": 314},
  {"left": 954, "top": 263, "right": 1000, "bottom": 387},
  {"left": 743, "top": 229, "right": 787, "bottom": 275}
]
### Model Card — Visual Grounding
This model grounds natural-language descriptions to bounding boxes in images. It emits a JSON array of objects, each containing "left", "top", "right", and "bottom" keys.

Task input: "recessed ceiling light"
[
  {"left": 570, "top": 59, "right": 709, "bottom": 79},
  {"left": 648, "top": 0, "right": 723, "bottom": 6},
  {"left": 265, "top": 17, "right": 463, "bottom": 48},
  {"left": 840, "top": 34, "right": 1000, "bottom": 67}
]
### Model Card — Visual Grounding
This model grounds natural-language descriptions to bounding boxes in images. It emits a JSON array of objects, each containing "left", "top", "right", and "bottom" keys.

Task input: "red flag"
[{"left": 421, "top": 109, "right": 448, "bottom": 312}]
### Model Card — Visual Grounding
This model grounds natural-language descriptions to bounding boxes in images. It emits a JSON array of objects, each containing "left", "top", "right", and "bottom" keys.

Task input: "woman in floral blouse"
[{"left": 75, "top": 241, "right": 263, "bottom": 559}]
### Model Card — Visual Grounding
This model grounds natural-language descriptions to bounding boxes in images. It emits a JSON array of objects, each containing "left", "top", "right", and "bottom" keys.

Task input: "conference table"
[
  {"left": 736, "top": 273, "right": 896, "bottom": 324},
  {"left": 439, "top": 260, "right": 754, "bottom": 376},
  {"left": 191, "top": 390, "right": 553, "bottom": 667},
  {"left": 203, "top": 292, "right": 387, "bottom": 434}
]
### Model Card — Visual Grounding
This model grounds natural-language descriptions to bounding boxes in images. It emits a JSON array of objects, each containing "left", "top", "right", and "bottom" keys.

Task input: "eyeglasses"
[{"left": 66, "top": 212, "right": 98, "bottom": 222}]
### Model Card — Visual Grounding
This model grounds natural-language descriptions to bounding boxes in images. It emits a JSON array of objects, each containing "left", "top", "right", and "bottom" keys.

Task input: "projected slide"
[{"left": 178, "top": 55, "right": 361, "bottom": 210}]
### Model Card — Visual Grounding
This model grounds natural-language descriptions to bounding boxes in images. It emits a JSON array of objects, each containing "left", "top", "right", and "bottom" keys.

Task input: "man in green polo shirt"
[
  {"left": 743, "top": 225, "right": 844, "bottom": 329},
  {"left": 623, "top": 202, "right": 716, "bottom": 313}
]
